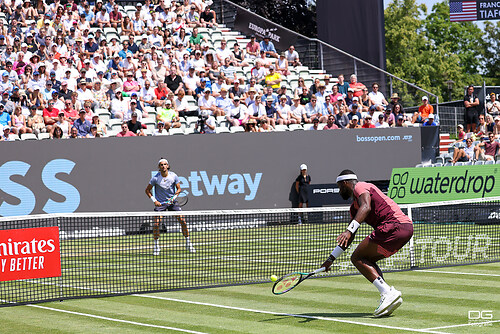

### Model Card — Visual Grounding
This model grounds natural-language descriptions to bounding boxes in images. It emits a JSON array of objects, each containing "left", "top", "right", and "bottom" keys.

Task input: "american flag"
[{"left": 449, "top": 1, "right": 477, "bottom": 22}]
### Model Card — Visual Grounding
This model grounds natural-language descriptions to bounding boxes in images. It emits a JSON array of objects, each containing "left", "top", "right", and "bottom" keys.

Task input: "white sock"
[
  {"left": 185, "top": 237, "right": 190, "bottom": 243},
  {"left": 154, "top": 239, "right": 159, "bottom": 247},
  {"left": 373, "top": 276, "right": 391, "bottom": 295}
]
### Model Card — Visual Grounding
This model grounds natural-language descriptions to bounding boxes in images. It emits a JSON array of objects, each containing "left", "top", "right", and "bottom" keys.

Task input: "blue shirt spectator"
[
  {"left": 0, "top": 106, "right": 10, "bottom": 127},
  {"left": 260, "top": 38, "right": 277, "bottom": 58},
  {"left": 73, "top": 111, "right": 92, "bottom": 137}
]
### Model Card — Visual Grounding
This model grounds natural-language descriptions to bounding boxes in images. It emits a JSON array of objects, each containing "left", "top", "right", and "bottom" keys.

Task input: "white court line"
[
  {"left": 27, "top": 304, "right": 207, "bottom": 334},
  {"left": 133, "top": 294, "right": 450, "bottom": 334},
  {"left": 417, "top": 270, "right": 500, "bottom": 277},
  {"left": 423, "top": 319, "right": 500, "bottom": 330}
]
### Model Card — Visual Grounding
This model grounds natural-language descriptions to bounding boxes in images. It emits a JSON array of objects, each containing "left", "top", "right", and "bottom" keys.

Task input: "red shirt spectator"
[
  {"left": 155, "top": 83, "right": 170, "bottom": 101},
  {"left": 116, "top": 122, "right": 137, "bottom": 137},
  {"left": 349, "top": 74, "right": 366, "bottom": 98},
  {"left": 43, "top": 101, "right": 60, "bottom": 125}
]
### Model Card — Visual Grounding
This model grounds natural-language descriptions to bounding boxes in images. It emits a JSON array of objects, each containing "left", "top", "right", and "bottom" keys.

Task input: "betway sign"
[
  {"left": 0, "top": 226, "right": 61, "bottom": 281},
  {"left": 151, "top": 171, "right": 263, "bottom": 201}
]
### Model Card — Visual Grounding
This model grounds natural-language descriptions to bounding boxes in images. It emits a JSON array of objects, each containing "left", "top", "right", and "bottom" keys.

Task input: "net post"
[
  {"left": 407, "top": 205, "right": 417, "bottom": 269},
  {"left": 57, "top": 215, "right": 63, "bottom": 301}
]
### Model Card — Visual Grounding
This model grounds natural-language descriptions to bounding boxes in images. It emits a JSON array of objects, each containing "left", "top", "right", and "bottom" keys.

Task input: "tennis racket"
[
  {"left": 160, "top": 194, "right": 188, "bottom": 207},
  {"left": 272, "top": 267, "right": 325, "bottom": 295}
]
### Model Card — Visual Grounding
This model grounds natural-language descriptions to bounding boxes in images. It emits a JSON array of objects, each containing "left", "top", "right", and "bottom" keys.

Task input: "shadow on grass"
[{"left": 261, "top": 312, "right": 373, "bottom": 323}]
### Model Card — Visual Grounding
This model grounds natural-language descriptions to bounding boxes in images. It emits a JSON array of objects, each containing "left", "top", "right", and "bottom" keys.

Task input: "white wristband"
[
  {"left": 151, "top": 196, "right": 157, "bottom": 203},
  {"left": 172, "top": 194, "right": 178, "bottom": 200},
  {"left": 347, "top": 220, "right": 360, "bottom": 233},
  {"left": 329, "top": 246, "right": 344, "bottom": 260}
]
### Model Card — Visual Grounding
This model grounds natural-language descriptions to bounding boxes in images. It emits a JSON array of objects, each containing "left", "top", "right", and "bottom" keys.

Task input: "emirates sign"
[{"left": 0, "top": 226, "right": 61, "bottom": 281}]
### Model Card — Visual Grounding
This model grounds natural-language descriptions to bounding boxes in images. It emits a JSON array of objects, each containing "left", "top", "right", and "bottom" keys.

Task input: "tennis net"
[{"left": 1, "top": 197, "right": 499, "bottom": 306}]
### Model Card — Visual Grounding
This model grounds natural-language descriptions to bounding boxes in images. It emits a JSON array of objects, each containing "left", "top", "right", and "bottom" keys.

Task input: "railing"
[{"left": 212, "top": 0, "right": 439, "bottom": 112}]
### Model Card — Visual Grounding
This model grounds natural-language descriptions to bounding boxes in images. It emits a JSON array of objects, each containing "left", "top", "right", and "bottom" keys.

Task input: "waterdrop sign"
[{"left": 388, "top": 165, "right": 500, "bottom": 204}]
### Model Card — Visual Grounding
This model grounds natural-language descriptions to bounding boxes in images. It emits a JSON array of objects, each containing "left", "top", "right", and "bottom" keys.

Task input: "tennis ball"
[{"left": 270, "top": 275, "right": 278, "bottom": 282}]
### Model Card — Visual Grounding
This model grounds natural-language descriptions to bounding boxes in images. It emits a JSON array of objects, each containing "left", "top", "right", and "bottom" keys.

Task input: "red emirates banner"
[{"left": 0, "top": 227, "right": 61, "bottom": 281}]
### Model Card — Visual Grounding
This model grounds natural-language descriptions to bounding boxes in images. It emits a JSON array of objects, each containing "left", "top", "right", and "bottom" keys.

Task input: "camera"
[{"left": 196, "top": 114, "right": 208, "bottom": 134}]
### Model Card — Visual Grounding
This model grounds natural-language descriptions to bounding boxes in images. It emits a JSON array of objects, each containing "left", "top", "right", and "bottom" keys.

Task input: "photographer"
[{"left": 196, "top": 110, "right": 216, "bottom": 134}]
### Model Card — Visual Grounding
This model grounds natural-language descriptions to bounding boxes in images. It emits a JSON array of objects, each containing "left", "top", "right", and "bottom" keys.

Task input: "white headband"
[
  {"left": 336, "top": 174, "right": 358, "bottom": 182},
  {"left": 158, "top": 159, "right": 169, "bottom": 165}
]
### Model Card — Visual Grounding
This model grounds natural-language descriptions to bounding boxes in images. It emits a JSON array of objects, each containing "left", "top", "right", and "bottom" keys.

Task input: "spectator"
[
  {"left": 53, "top": 111, "right": 71, "bottom": 137},
  {"left": 42, "top": 99, "right": 60, "bottom": 132},
  {"left": 285, "top": 45, "right": 300, "bottom": 67},
  {"left": 375, "top": 114, "right": 389, "bottom": 128},
  {"left": 200, "top": 6, "right": 217, "bottom": 28},
  {"left": 153, "top": 121, "right": 168, "bottom": 136},
  {"left": 464, "top": 85, "right": 480, "bottom": 133},
  {"left": 1, "top": 126, "right": 14, "bottom": 141},
  {"left": 11, "top": 106, "right": 30, "bottom": 135},
  {"left": 347, "top": 103, "right": 362, "bottom": 121},
  {"left": 349, "top": 74, "right": 366, "bottom": 98},
  {"left": 337, "top": 74, "right": 350, "bottom": 97},
  {"left": 387, "top": 93, "right": 404, "bottom": 115},
  {"left": 413, "top": 96, "right": 434, "bottom": 124},
  {"left": 127, "top": 112, "right": 145, "bottom": 136},
  {"left": 347, "top": 115, "right": 362, "bottom": 129},
  {"left": 275, "top": 52, "right": 290, "bottom": 76},
  {"left": 324, "top": 115, "right": 339, "bottom": 130},
  {"left": 68, "top": 126, "right": 79, "bottom": 139},
  {"left": 315, "top": 83, "right": 328, "bottom": 105},
  {"left": 73, "top": 109, "right": 92, "bottom": 137},
  {"left": 456, "top": 124, "right": 467, "bottom": 142},
  {"left": 92, "top": 114, "right": 107, "bottom": 137},
  {"left": 250, "top": 60, "right": 266, "bottom": 84},
  {"left": 231, "top": 42, "right": 249, "bottom": 67},
  {"left": 451, "top": 138, "right": 475, "bottom": 164},
  {"left": 260, "top": 36, "right": 278, "bottom": 59},
  {"left": 494, "top": 118, "right": 500, "bottom": 137},
  {"left": 276, "top": 95, "right": 294, "bottom": 125},
  {"left": 362, "top": 115, "right": 375, "bottom": 128},
  {"left": 246, "top": 35, "right": 260, "bottom": 60},
  {"left": 309, "top": 78, "right": 321, "bottom": 96},
  {"left": 395, "top": 115, "right": 408, "bottom": 128},
  {"left": 215, "top": 87, "right": 232, "bottom": 117},
  {"left": 248, "top": 96, "right": 267, "bottom": 123},
  {"left": 383, "top": 108, "right": 396, "bottom": 127},
  {"left": 157, "top": 99, "right": 181, "bottom": 130},
  {"left": 264, "top": 66, "right": 282, "bottom": 90},
  {"left": 307, "top": 117, "right": 321, "bottom": 130},
  {"left": 52, "top": 125, "right": 65, "bottom": 139},
  {"left": 476, "top": 114, "right": 487, "bottom": 136},
  {"left": 226, "top": 95, "right": 249, "bottom": 127},
  {"left": 423, "top": 114, "right": 437, "bottom": 126},
  {"left": 345, "top": 88, "right": 354, "bottom": 106},
  {"left": 27, "top": 105, "right": 45, "bottom": 134},
  {"left": 487, "top": 92, "right": 500, "bottom": 116},
  {"left": 116, "top": 121, "right": 136, "bottom": 137},
  {"left": 304, "top": 96, "right": 325, "bottom": 123},
  {"left": 335, "top": 104, "right": 350, "bottom": 129},
  {"left": 486, "top": 114, "right": 495, "bottom": 133},
  {"left": 368, "top": 82, "right": 388, "bottom": 111},
  {"left": 475, "top": 133, "right": 499, "bottom": 161}
]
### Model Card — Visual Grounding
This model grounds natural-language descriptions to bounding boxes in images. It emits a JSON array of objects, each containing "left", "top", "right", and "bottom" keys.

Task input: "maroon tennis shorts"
[{"left": 367, "top": 222, "right": 413, "bottom": 258}]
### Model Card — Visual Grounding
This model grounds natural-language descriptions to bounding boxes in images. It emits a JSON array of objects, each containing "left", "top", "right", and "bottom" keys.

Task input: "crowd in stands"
[
  {"left": 0, "top": 0, "right": 440, "bottom": 141},
  {"left": 440, "top": 87, "right": 500, "bottom": 165}
]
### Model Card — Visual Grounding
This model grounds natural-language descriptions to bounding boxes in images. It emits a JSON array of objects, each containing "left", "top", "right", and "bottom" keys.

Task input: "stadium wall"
[{"left": 0, "top": 128, "right": 430, "bottom": 216}]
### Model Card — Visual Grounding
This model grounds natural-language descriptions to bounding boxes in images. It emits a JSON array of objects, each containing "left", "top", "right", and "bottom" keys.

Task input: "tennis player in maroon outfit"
[{"left": 321, "top": 169, "right": 413, "bottom": 317}]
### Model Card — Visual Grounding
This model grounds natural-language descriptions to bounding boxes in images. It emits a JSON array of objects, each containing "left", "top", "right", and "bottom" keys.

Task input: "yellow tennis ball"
[{"left": 270, "top": 275, "right": 278, "bottom": 282}]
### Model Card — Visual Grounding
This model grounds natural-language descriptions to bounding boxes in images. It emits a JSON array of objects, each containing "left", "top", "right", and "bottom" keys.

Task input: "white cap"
[
  {"left": 428, "top": 114, "right": 434, "bottom": 118},
  {"left": 300, "top": 164, "right": 307, "bottom": 170},
  {"left": 422, "top": 96, "right": 428, "bottom": 101},
  {"left": 352, "top": 97, "right": 359, "bottom": 101},
  {"left": 352, "top": 115, "right": 359, "bottom": 120}
]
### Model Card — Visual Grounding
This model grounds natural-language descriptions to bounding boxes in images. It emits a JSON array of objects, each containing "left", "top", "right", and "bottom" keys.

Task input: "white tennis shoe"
[
  {"left": 373, "top": 286, "right": 402, "bottom": 317},
  {"left": 186, "top": 240, "right": 196, "bottom": 253},
  {"left": 153, "top": 245, "right": 161, "bottom": 256}
]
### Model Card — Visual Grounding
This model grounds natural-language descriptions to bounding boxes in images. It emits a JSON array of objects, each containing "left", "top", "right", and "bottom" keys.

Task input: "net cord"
[{"left": 1, "top": 196, "right": 500, "bottom": 222}]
